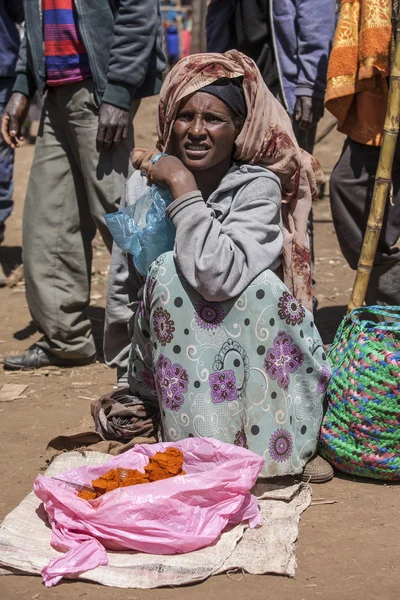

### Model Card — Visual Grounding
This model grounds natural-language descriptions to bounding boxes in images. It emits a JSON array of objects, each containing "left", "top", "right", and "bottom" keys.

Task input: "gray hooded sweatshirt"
[{"left": 104, "top": 163, "right": 283, "bottom": 383}]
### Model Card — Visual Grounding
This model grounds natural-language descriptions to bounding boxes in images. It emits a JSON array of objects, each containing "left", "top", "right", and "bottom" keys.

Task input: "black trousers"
[
  {"left": 330, "top": 138, "right": 400, "bottom": 305},
  {"left": 292, "top": 119, "right": 317, "bottom": 257}
]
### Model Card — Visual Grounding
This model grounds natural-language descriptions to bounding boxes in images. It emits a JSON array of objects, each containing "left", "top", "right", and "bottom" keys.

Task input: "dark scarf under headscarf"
[{"left": 200, "top": 77, "right": 247, "bottom": 120}]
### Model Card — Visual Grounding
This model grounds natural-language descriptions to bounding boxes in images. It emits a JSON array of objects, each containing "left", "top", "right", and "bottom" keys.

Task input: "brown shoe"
[{"left": 302, "top": 454, "right": 334, "bottom": 483}]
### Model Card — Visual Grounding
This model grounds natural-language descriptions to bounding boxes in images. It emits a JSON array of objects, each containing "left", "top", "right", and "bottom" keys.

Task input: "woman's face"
[{"left": 170, "top": 91, "right": 241, "bottom": 172}]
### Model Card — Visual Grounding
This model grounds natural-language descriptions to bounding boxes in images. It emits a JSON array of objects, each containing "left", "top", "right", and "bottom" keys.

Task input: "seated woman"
[{"left": 105, "top": 51, "right": 331, "bottom": 480}]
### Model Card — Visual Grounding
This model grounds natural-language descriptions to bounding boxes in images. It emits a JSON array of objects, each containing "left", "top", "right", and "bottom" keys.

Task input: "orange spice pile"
[{"left": 77, "top": 447, "right": 185, "bottom": 501}]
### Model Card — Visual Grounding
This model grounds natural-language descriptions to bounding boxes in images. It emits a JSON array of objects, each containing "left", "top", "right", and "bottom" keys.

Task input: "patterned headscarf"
[{"left": 134, "top": 51, "right": 323, "bottom": 310}]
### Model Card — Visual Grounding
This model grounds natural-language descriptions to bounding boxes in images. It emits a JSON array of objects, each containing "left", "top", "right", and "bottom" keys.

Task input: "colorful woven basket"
[{"left": 319, "top": 306, "right": 400, "bottom": 480}]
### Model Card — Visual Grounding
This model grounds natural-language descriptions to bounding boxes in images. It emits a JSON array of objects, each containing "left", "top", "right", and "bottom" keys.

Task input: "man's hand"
[
  {"left": 294, "top": 96, "right": 324, "bottom": 130},
  {"left": 1, "top": 93, "right": 30, "bottom": 149},
  {"left": 96, "top": 103, "right": 130, "bottom": 152}
]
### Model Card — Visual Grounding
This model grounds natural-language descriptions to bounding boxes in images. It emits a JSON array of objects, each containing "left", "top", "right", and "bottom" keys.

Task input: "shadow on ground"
[
  {"left": 0, "top": 245, "right": 22, "bottom": 277},
  {"left": 333, "top": 469, "right": 400, "bottom": 486},
  {"left": 315, "top": 305, "right": 346, "bottom": 345},
  {"left": 13, "top": 320, "right": 37, "bottom": 341}
]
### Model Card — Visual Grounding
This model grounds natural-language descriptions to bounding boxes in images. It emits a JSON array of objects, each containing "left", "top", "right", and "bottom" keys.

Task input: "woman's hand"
[
  {"left": 148, "top": 155, "right": 198, "bottom": 200},
  {"left": 1, "top": 93, "right": 30, "bottom": 149}
]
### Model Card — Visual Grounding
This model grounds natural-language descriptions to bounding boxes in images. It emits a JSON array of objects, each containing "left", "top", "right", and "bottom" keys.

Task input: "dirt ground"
[{"left": 0, "top": 100, "right": 399, "bottom": 600}]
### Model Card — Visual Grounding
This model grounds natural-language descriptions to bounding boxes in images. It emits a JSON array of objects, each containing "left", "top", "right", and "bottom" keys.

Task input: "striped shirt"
[{"left": 43, "top": 0, "right": 91, "bottom": 86}]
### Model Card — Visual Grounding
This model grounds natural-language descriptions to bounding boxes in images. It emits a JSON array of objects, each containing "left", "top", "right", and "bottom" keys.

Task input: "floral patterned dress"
[{"left": 128, "top": 252, "right": 330, "bottom": 478}]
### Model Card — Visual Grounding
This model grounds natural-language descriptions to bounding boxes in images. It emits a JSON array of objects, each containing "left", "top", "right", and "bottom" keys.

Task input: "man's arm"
[
  {"left": 97, "top": 0, "right": 163, "bottom": 151},
  {"left": 296, "top": 0, "right": 336, "bottom": 99},
  {"left": 103, "top": 0, "right": 160, "bottom": 110},
  {"left": 206, "top": 0, "right": 238, "bottom": 53},
  {"left": 12, "top": 33, "right": 37, "bottom": 99},
  {"left": 104, "top": 173, "right": 148, "bottom": 382},
  {"left": 5, "top": 0, "right": 24, "bottom": 24},
  {"left": 294, "top": 0, "right": 336, "bottom": 129},
  {"left": 1, "top": 29, "right": 33, "bottom": 149}
]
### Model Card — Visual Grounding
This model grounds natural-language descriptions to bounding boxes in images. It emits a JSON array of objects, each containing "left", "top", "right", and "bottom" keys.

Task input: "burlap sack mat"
[{"left": 0, "top": 451, "right": 311, "bottom": 588}]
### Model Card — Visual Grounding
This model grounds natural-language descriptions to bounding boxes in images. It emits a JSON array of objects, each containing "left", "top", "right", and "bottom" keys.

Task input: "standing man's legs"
[
  {"left": 292, "top": 122, "right": 317, "bottom": 155},
  {"left": 63, "top": 81, "right": 133, "bottom": 252},
  {"left": 0, "top": 77, "right": 14, "bottom": 244},
  {"left": 330, "top": 138, "right": 400, "bottom": 305},
  {"left": 291, "top": 123, "right": 317, "bottom": 257},
  {"left": 0, "top": 78, "right": 15, "bottom": 285},
  {"left": 4, "top": 81, "right": 132, "bottom": 368},
  {"left": 292, "top": 120, "right": 318, "bottom": 307}
]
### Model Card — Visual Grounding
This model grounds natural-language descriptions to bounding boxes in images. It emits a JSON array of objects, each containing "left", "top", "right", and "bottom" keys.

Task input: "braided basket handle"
[
  {"left": 329, "top": 311, "right": 356, "bottom": 353},
  {"left": 328, "top": 305, "right": 400, "bottom": 364},
  {"left": 350, "top": 306, "right": 400, "bottom": 333}
]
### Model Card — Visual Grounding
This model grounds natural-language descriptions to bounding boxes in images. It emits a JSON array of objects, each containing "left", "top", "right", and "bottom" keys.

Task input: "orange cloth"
[
  {"left": 77, "top": 448, "right": 185, "bottom": 500},
  {"left": 325, "top": 0, "right": 392, "bottom": 146}
]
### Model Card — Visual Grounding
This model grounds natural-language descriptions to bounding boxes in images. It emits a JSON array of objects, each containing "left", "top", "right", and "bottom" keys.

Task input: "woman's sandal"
[{"left": 301, "top": 454, "right": 334, "bottom": 483}]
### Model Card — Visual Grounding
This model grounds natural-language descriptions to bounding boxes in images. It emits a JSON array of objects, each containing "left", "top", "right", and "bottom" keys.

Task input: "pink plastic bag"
[{"left": 34, "top": 438, "right": 264, "bottom": 586}]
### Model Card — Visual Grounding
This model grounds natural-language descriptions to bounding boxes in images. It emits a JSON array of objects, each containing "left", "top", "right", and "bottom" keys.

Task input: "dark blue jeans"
[{"left": 0, "top": 78, "right": 15, "bottom": 239}]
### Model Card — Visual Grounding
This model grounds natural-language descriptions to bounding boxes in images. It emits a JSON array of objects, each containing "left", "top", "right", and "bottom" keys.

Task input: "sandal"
[{"left": 302, "top": 454, "right": 334, "bottom": 483}]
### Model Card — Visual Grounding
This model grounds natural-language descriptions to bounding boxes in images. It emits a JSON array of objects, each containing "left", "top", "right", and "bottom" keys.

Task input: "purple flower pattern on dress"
[
  {"left": 156, "top": 355, "right": 189, "bottom": 411},
  {"left": 195, "top": 299, "right": 225, "bottom": 330},
  {"left": 264, "top": 330, "right": 304, "bottom": 391},
  {"left": 269, "top": 429, "right": 293, "bottom": 462},
  {"left": 277, "top": 291, "right": 305, "bottom": 326},
  {"left": 317, "top": 365, "right": 331, "bottom": 394},
  {"left": 234, "top": 428, "right": 248, "bottom": 449},
  {"left": 140, "top": 368, "right": 156, "bottom": 390},
  {"left": 153, "top": 307, "right": 175, "bottom": 346},
  {"left": 209, "top": 370, "right": 238, "bottom": 403}
]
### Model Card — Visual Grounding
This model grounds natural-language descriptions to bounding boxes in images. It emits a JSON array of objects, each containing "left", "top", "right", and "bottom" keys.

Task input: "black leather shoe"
[
  {"left": 3, "top": 344, "right": 96, "bottom": 370},
  {"left": 0, "top": 265, "right": 6, "bottom": 288},
  {"left": 0, "top": 225, "right": 6, "bottom": 287}
]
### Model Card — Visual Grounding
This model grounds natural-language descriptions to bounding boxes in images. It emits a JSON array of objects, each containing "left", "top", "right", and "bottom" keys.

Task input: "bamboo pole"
[
  {"left": 175, "top": 0, "right": 184, "bottom": 60},
  {"left": 190, "top": 0, "right": 207, "bottom": 54},
  {"left": 348, "top": 18, "right": 400, "bottom": 311}
]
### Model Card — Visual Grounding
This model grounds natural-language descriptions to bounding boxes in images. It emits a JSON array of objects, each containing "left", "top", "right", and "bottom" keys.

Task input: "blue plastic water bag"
[{"left": 105, "top": 184, "right": 175, "bottom": 276}]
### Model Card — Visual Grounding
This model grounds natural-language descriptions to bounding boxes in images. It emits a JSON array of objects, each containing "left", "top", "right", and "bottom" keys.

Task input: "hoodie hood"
[{"left": 207, "top": 163, "right": 281, "bottom": 217}]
